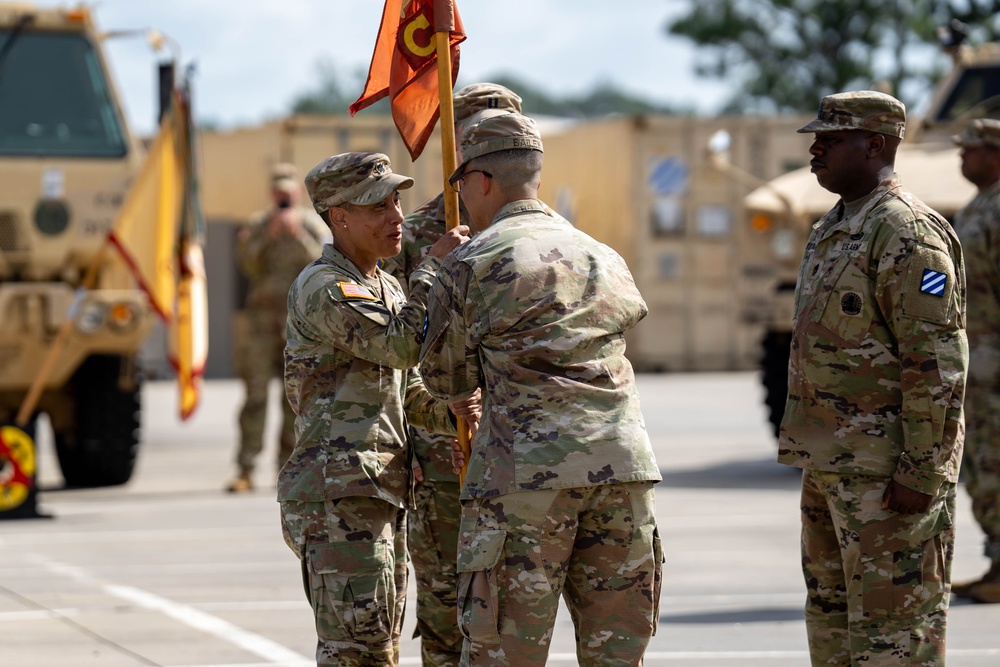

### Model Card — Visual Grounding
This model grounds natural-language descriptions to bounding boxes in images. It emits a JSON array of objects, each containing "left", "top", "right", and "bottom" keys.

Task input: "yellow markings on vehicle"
[{"left": 0, "top": 425, "right": 36, "bottom": 511}]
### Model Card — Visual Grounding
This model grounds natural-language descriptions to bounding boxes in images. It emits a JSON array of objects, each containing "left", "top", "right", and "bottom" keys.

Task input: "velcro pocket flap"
[
  {"left": 457, "top": 530, "right": 505, "bottom": 573},
  {"left": 307, "top": 539, "right": 390, "bottom": 575}
]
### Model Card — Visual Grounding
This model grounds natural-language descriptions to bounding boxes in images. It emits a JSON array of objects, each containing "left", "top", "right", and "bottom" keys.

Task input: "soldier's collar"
[{"left": 493, "top": 199, "right": 546, "bottom": 223}]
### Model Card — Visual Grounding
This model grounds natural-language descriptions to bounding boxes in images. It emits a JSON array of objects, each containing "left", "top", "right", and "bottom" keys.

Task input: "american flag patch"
[
  {"left": 339, "top": 282, "right": 376, "bottom": 300},
  {"left": 920, "top": 269, "right": 946, "bottom": 296}
]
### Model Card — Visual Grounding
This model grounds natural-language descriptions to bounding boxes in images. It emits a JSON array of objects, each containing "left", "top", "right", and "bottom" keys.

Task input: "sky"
[{"left": 29, "top": 1, "right": 732, "bottom": 135}]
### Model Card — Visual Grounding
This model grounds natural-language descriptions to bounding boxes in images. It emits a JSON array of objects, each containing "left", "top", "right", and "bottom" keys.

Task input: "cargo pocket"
[
  {"left": 859, "top": 509, "right": 951, "bottom": 621},
  {"left": 307, "top": 540, "right": 395, "bottom": 645},
  {"left": 602, "top": 522, "right": 664, "bottom": 636},
  {"left": 456, "top": 530, "right": 506, "bottom": 644}
]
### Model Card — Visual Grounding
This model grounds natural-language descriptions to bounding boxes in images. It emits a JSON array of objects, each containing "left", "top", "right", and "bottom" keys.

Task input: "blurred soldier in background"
[
  {"left": 227, "top": 163, "right": 328, "bottom": 493},
  {"left": 279, "top": 152, "right": 473, "bottom": 666},
  {"left": 951, "top": 119, "right": 1000, "bottom": 603},
  {"left": 420, "top": 113, "right": 663, "bottom": 666},
  {"left": 381, "top": 82, "right": 521, "bottom": 667},
  {"left": 780, "top": 91, "right": 967, "bottom": 666}
]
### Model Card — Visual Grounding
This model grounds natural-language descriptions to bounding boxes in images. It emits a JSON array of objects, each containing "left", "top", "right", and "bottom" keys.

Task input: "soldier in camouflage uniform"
[
  {"left": 419, "top": 113, "right": 663, "bottom": 666},
  {"left": 227, "top": 164, "right": 328, "bottom": 493},
  {"left": 279, "top": 152, "right": 475, "bottom": 667},
  {"left": 950, "top": 119, "right": 1000, "bottom": 603},
  {"left": 779, "top": 91, "right": 968, "bottom": 666},
  {"left": 381, "top": 83, "right": 522, "bottom": 667}
]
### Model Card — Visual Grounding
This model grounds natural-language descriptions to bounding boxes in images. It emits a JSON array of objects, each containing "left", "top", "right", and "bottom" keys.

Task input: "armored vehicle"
[
  {"left": 743, "top": 32, "right": 1000, "bottom": 436},
  {"left": 0, "top": 4, "right": 164, "bottom": 487}
]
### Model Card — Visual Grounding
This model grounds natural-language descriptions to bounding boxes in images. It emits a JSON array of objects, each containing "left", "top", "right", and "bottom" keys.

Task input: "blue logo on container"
[{"left": 648, "top": 157, "right": 688, "bottom": 195}]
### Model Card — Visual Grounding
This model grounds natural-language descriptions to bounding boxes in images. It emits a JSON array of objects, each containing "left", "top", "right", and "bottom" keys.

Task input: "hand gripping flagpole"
[{"left": 432, "top": 0, "right": 471, "bottom": 486}]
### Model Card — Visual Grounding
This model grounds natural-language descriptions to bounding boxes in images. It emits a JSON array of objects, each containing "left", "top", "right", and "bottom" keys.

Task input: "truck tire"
[
  {"left": 760, "top": 331, "right": 791, "bottom": 438},
  {"left": 55, "top": 355, "right": 141, "bottom": 488}
]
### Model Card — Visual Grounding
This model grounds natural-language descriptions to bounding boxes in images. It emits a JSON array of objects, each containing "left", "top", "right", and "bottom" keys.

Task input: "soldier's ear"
[
  {"left": 866, "top": 132, "right": 886, "bottom": 159},
  {"left": 327, "top": 207, "right": 347, "bottom": 227},
  {"left": 480, "top": 171, "right": 494, "bottom": 197}
]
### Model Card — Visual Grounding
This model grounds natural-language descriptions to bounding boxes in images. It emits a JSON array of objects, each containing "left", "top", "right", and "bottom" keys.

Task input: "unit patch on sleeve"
[
  {"left": 902, "top": 245, "right": 954, "bottom": 324},
  {"left": 920, "top": 269, "right": 946, "bottom": 296}
]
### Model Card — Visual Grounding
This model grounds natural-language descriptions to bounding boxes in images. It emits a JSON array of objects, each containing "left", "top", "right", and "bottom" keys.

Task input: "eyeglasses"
[{"left": 449, "top": 169, "right": 492, "bottom": 193}]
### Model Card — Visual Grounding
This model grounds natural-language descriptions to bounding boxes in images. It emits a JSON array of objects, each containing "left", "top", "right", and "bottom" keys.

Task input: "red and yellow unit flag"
[{"left": 350, "top": 0, "right": 466, "bottom": 160}]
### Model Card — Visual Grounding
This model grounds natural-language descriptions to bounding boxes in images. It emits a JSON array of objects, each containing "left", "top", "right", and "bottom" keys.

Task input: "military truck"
[
  {"left": 742, "top": 30, "right": 1000, "bottom": 436},
  {"left": 0, "top": 4, "right": 169, "bottom": 487}
]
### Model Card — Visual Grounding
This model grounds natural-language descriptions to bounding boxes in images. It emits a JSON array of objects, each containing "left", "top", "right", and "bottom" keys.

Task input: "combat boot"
[
  {"left": 226, "top": 468, "right": 254, "bottom": 493},
  {"left": 952, "top": 559, "right": 1000, "bottom": 603}
]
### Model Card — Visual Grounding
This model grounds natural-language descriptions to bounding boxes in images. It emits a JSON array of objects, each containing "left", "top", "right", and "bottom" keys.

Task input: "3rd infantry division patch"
[{"left": 920, "top": 269, "right": 946, "bottom": 296}]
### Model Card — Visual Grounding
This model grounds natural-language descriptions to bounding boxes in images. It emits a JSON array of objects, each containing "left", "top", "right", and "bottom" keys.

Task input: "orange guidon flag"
[{"left": 350, "top": 0, "right": 465, "bottom": 160}]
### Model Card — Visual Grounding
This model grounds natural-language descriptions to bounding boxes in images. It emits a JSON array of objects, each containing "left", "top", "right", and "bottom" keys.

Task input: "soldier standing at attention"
[
  {"left": 381, "top": 82, "right": 521, "bottom": 667},
  {"left": 950, "top": 118, "right": 1000, "bottom": 603},
  {"left": 279, "top": 152, "right": 475, "bottom": 667},
  {"left": 419, "top": 113, "right": 663, "bottom": 666},
  {"left": 779, "top": 91, "right": 968, "bottom": 666},
  {"left": 227, "top": 164, "right": 328, "bottom": 493}
]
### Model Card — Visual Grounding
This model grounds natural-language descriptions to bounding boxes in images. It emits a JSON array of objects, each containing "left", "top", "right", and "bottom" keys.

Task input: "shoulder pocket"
[
  {"left": 347, "top": 300, "right": 392, "bottom": 328},
  {"left": 817, "top": 257, "right": 875, "bottom": 344},
  {"left": 902, "top": 245, "right": 956, "bottom": 325}
]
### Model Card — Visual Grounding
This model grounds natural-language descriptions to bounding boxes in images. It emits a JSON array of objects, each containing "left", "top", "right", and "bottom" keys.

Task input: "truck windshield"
[
  {"left": 934, "top": 65, "right": 1000, "bottom": 124},
  {"left": 0, "top": 30, "right": 127, "bottom": 157}
]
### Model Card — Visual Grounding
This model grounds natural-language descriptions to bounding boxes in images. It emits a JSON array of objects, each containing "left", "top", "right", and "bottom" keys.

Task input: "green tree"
[
  {"left": 666, "top": 0, "right": 1000, "bottom": 113},
  {"left": 477, "top": 75, "right": 685, "bottom": 117},
  {"left": 290, "top": 62, "right": 682, "bottom": 119}
]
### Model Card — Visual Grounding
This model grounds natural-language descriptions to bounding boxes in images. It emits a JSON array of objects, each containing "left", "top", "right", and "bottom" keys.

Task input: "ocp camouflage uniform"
[
  {"left": 420, "top": 193, "right": 663, "bottom": 665},
  {"left": 280, "top": 153, "right": 457, "bottom": 667},
  {"left": 380, "top": 82, "right": 525, "bottom": 667},
  {"left": 779, "top": 175, "right": 967, "bottom": 666},
  {"left": 235, "top": 205, "right": 327, "bottom": 473},
  {"left": 382, "top": 192, "right": 469, "bottom": 666},
  {"left": 952, "top": 180, "right": 1000, "bottom": 568},
  {"left": 385, "top": 189, "right": 565, "bottom": 667}
]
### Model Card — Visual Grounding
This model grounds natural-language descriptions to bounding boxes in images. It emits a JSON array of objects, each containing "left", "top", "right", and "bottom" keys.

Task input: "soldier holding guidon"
[
  {"left": 381, "top": 82, "right": 521, "bottom": 667},
  {"left": 779, "top": 91, "right": 968, "bottom": 666},
  {"left": 420, "top": 112, "right": 663, "bottom": 666}
]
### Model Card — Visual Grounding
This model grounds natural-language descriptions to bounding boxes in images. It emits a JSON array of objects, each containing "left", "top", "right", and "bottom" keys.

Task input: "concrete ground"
[{"left": 1, "top": 372, "right": 998, "bottom": 666}]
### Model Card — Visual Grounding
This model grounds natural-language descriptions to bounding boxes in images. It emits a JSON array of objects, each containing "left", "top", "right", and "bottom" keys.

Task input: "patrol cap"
[
  {"left": 952, "top": 118, "right": 1000, "bottom": 148},
  {"left": 271, "top": 162, "right": 300, "bottom": 194},
  {"left": 450, "top": 113, "right": 543, "bottom": 182},
  {"left": 305, "top": 152, "right": 414, "bottom": 214},
  {"left": 458, "top": 108, "right": 511, "bottom": 136},
  {"left": 797, "top": 90, "right": 906, "bottom": 139},
  {"left": 453, "top": 83, "right": 522, "bottom": 125}
]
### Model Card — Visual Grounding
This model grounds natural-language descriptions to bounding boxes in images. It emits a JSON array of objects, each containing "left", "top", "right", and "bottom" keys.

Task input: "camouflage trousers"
[
  {"left": 801, "top": 470, "right": 956, "bottom": 667},
  {"left": 409, "top": 479, "right": 463, "bottom": 667},
  {"left": 456, "top": 482, "right": 662, "bottom": 667},
  {"left": 235, "top": 311, "right": 295, "bottom": 472},
  {"left": 962, "top": 376, "right": 1000, "bottom": 561},
  {"left": 280, "top": 497, "right": 408, "bottom": 667}
]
